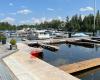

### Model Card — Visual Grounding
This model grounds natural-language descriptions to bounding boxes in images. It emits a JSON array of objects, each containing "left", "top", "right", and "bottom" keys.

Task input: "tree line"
[
  {"left": 0, "top": 10, "right": 100, "bottom": 32},
  {"left": 0, "top": 22, "right": 16, "bottom": 30}
]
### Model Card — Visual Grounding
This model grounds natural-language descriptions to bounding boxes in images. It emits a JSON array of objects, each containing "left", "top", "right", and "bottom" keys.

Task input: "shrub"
[
  {"left": 0, "top": 36, "right": 1, "bottom": 38},
  {"left": 0, "top": 36, "right": 6, "bottom": 41},
  {"left": 10, "top": 39, "right": 16, "bottom": 45},
  {"left": 0, "top": 36, "right": 1, "bottom": 41},
  {"left": 1, "top": 36, "right": 6, "bottom": 40}
]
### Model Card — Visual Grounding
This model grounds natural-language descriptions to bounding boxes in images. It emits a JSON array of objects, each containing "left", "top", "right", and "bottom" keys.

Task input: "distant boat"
[
  {"left": 27, "top": 30, "right": 50, "bottom": 40},
  {"left": 51, "top": 31, "right": 64, "bottom": 38},
  {"left": 36, "top": 32, "right": 50, "bottom": 39},
  {"left": 72, "top": 33, "right": 89, "bottom": 37}
]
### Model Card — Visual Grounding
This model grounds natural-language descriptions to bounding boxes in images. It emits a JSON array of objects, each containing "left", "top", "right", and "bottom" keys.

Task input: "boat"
[
  {"left": 72, "top": 33, "right": 89, "bottom": 37},
  {"left": 51, "top": 31, "right": 64, "bottom": 38},
  {"left": 35, "top": 30, "right": 50, "bottom": 39},
  {"left": 27, "top": 30, "right": 50, "bottom": 40}
]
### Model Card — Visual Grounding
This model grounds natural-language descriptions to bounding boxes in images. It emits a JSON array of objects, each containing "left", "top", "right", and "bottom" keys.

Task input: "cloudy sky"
[{"left": 0, "top": 0, "right": 99, "bottom": 25}]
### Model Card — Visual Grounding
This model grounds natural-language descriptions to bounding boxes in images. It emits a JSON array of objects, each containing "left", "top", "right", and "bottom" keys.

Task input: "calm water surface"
[{"left": 42, "top": 44, "right": 100, "bottom": 80}]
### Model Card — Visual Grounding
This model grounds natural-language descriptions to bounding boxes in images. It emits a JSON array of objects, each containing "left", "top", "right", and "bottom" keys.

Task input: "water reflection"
[
  {"left": 68, "top": 44, "right": 71, "bottom": 48},
  {"left": 43, "top": 44, "right": 100, "bottom": 66},
  {"left": 73, "top": 67, "right": 100, "bottom": 80},
  {"left": 42, "top": 44, "right": 100, "bottom": 80}
]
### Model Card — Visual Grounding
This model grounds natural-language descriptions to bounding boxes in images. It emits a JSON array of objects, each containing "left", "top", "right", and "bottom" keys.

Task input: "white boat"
[
  {"left": 35, "top": 30, "right": 50, "bottom": 39},
  {"left": 72, "top": 33, "right": 89, "bottom": 37},
  {"left": 52, "top": 31, "right": 64, "bottom": 38},
  {"left": 27, "top": 30, "right": 50, "bottom": 40}
]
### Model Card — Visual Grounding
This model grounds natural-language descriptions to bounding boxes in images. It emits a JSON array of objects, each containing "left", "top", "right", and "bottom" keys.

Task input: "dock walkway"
[
  {"left": 26, "top": 38, "right": 78, "bottom": 44},
  {"left": 59, "top": 58, "right": 100, "bottom": 74},
  {"left": 3, "top": 43, "right": 80, "bottom": 80}
]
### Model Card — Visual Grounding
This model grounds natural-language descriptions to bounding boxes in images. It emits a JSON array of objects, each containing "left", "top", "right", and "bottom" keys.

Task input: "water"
[
  {"left": 42, "top": 44, "right": 100, "bottom": 80},
  {"left": 0, "top": 61, "right": 14, "bottom": 80},
  {"left": 74, "top": 67, "right": 100, "bottom": 80},
  {"left": 42, "top": 44, "right": 100, "bottom": 66}
]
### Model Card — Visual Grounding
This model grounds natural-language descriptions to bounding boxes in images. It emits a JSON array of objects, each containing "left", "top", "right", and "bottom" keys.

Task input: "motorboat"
[
  {"left": 27, "top": 30, "right": 50, "bottom": 40},
  {"left": 72, "top": 33, "right": 89, "bottom": 37}
]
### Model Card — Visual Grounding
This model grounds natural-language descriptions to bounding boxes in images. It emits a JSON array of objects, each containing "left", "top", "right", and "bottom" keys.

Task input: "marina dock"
[
  {"left": 66, "top": 40, "right": 94, "bottom": 48},
  {"left": 26, "top": 38, "right": 78, "bottom": 44},
  {"left": 3, "top": 43, "right": 80, "bottom": 80},
  {"left": 81, "top": 39, "right": 100, "bottom": 44},
  {"left": 59, "top": 58, "right": 100, "bottom": 74},
  {"left": 27, "top": 37, "right": 96, "bottom": 52},
  {"left": 39, "top": 43, "right": 59, "bottom": 51},
  {"left": 28, "top": 42, "right": 59, "bottom": 51}
]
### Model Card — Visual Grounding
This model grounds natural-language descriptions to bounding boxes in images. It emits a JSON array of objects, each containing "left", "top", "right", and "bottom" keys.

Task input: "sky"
[{"left": 0, "top": 0, "right": 99, "bottom": 25}]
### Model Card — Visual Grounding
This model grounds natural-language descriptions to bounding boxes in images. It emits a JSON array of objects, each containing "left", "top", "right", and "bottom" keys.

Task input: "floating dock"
[
  {"left": 28, "top": 38, "right": 95, "bottom": 52},
  {"left": 47, "top": 39, "right": 67, "bottom": 44},
  {"left": 59, "top": 58, "right": 100, "bottom": 74},
  {"left": 39, "top": 44, "right": 59, "bottom": 51},
  {"left": 81, "top": 39, "right": 100, "bottom": 44},
  {"left": 66, "top": 40, "right": 94, "bottom": 48},
  {"left": 26, "top": 38, "right": 78, "bottom": 44},
  {"left": 28, "top": 42, "right": 59, "bottom": 51},
  {"left": 3, "top": 43, "right": 80, "bottom": 80}
]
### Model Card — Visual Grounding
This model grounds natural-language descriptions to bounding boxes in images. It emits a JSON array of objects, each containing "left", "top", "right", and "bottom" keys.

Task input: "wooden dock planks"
[
  {"left": 3, "top": 43, "right": 80, "bottom": 80},
  {"left": 59, "top": 58, "right": 100, "bottom": 74}
]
